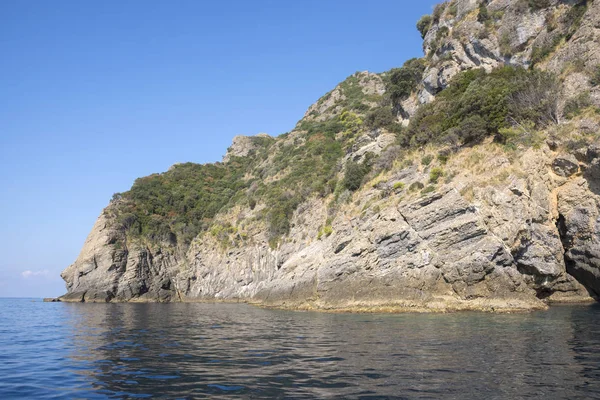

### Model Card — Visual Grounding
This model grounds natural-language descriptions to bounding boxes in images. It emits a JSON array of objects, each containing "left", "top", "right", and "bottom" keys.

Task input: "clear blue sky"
[{"left": 0, "top": 0, "right": 439, "bottom": 298}]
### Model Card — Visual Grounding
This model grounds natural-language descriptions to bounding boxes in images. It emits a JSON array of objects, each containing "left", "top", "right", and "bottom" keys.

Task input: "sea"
[{"left": 1, "top": 298, "right": 600, "bottom": 399}]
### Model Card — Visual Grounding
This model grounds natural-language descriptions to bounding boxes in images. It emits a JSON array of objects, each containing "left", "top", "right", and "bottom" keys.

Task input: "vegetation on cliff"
[
  {"left": 111, "top": 64, "right": 566, "bottom": 250},
  {"left": 107, "top": 0, "right": 600, "bottom": 253},
  {"left": 406, "top": 66, "right": 559, "bottom": 147}
]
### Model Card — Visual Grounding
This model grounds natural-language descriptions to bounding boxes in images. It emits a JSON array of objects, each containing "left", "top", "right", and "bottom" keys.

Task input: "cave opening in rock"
[{"left": 556, "top": 214, "right": 569, "bottom": 249}]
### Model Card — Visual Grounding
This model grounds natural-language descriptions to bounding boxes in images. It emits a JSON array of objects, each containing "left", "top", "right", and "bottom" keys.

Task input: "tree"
[{"left": 417, "top": 15, "right": 433, "bottom": 39}]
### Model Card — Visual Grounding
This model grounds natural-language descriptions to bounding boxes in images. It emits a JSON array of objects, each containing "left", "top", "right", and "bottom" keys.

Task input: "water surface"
[{"left": 2, "top": 299, "right": 600, "bottom": 399}]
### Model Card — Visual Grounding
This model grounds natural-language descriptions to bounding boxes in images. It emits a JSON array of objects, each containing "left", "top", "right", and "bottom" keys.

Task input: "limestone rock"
[
  {"left": 552, "top": 154, "right": 579, "bottom": 177},
  {"left": 58, "top": 0, "right": 600, "bottom": 311},
  {"left": 223, "top": 134, "right": 271, "bottom": 163}
]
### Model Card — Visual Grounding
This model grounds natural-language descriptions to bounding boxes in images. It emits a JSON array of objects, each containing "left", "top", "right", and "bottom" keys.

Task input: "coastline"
[{"left": 47, "top": 292, "right": 597, "bottom": 314}]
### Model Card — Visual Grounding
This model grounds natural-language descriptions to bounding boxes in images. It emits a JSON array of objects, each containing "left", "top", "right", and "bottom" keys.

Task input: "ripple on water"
[{"left": 2, "top": 300, "right": 600, "bottom": 399}]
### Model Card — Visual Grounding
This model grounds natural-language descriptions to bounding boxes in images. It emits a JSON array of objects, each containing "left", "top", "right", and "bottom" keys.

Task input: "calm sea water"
[{"left": 2, "top": 299, "right": 600, "bottom": 399}]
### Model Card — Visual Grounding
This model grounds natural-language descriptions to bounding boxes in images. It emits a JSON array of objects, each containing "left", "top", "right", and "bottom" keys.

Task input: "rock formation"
[{"left": 59, "top": 0, "right": 600, "bottom": 312}]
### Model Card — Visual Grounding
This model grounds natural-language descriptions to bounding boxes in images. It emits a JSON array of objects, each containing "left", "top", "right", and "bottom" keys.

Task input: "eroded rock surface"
[{"left": 58, "top": 0, "right": 600, "bottom": 311}]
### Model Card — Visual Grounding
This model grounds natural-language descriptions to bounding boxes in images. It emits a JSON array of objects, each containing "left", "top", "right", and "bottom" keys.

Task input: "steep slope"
[{"left": 60, "top": 0, "right": 600, "bottom": 311}]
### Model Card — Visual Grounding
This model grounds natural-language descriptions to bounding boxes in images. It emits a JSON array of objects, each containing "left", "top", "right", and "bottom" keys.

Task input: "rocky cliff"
[{"left": 60, "top": 0, "right": 600, "bottom": 312}]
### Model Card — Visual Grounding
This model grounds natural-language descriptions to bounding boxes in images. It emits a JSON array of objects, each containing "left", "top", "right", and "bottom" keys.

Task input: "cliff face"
[
  {"left": 403, "top": 0, "right": 600, "bottom": 120},
  {"left": 60, "top": 0, "right": 600, "bottom": 311}
]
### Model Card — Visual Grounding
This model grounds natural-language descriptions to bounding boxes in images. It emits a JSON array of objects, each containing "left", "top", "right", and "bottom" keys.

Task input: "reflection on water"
[{"left": 1, "top": 299, "right": 600, "bottom": 399}]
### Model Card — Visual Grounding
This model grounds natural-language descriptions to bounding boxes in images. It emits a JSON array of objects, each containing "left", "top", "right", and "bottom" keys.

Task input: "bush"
[
  {"left": 564, "top": 1, "right": 589, "bottom": 40},
  {"left": 497, "top": 122, "right": 544, "bottom": 149},
  {"left": 317, "top": 225, "right": 334, "bottom": 240},
  {"left": 116, "top": 158, "right": 259, "bottom": 246},
  {"left": 458, "top": 115, "right": 489, "bottom": 144},
  {"left": 421, "top": 154, "right": 434, "bottom": 166},
  {"left": 111, "top": 193, "right": 122, "bottom": 203},
  {"left": 417, "top": 15, "right": 433, "bottom": 39},
  {"left": 432, "top": 3, "right": 446, "bottom": 23},
  {"left": 590, "top": 66, "right": 600, "bottom": 86},
  {"left": 393, "top": 182, "right": 405, "bottom": 191},
  {"left": 499, "top": 33, "right": 512, "bottom": 57},
  {"left": 385, "top": 58, "right": 426, "bottom": 106},
  {"left": 447, "top": 3, "right": 458, "bottom": 18},
  {"left": 429, "top": 167, "right": 444, "bottom": 184},
  {"left": 409, "top": 182, "right": 425, "bottom": 192},
  {"left": 343, "top": 158, "right": 372, "bottom": 191},
  {"left": 364, "top": 108, "right": 395, "bottom": 129},
  {"left": 530, "top": 35, "right": 562, "bottom": 65},
  {"left": 436, "top": 26, "right": 450, "bottom": 42},
  {"left": 477, "top": 4, "right": 490, "bottom": 23},
  {"left": 421, "top": 185, "right": 436, "bottom": 195},
  {"left": 564, "top": 92, "right": 593, "bottom": 118},
  {"left": 406, "top": 66, "right": 559, "bottom": 147},
  {"left": 529, "top": 0, "right": 551, "bottom": 10},
  {"left": 248, "top": 197, "right": 257, "bottom": 210},
  {"left": 437, "top": 149, "right": 451, "bottom": 164}
]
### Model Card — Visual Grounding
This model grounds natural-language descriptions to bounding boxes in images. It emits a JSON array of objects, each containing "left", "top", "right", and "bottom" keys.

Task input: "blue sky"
[{"left": 0, "top": 0, "right": 440, "bottom": 298}]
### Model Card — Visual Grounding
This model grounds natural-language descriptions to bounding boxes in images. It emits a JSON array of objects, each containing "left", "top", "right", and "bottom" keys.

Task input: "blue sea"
[{"left": 2, "top": 299, "right": 600, "bottom": 399}]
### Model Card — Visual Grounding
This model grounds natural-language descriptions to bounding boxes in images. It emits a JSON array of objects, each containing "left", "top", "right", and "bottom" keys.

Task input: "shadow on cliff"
[
  {"left": 556, "top": 213, "right": 600, "bottom": 302},
  {"left": 584, "top": 164, "right": 600, "bottom": 196}
]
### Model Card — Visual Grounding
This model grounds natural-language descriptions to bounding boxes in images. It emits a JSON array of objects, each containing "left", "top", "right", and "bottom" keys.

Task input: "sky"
[{"left": 0, "top": 0, "right": 440, "bottom": 298}]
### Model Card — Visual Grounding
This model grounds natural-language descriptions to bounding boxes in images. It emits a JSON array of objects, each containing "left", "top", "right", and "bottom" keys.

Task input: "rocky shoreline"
[{"left": 57, "top": 0, "right": 600, "bottom": 312}]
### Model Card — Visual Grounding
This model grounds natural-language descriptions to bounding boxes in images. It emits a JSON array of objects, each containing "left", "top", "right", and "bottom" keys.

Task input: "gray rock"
[
  {"left": 552, "top": 154, "right": 579, "bottom": 177},
  {"left": 57, "top": 0, "right": 600, "bottom": 312},
  {"left": 223, "top": 134, "right": 271, "bottom": 163}
]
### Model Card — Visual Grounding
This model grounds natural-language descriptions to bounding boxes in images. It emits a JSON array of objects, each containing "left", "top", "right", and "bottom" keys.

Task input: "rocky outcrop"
[
  {"left": 223, "top": 133, "right": 272, "bottom": 163},
  {"left": 58, "top": 0, "right": 600, "bottom": 311},
  {"left": 402, "top": 0, "right": 600, "bottom": 119},
  {"left": 304, "top": 71, "right": 386, "bottom": 122},
  {"left": 60, "top": 137, "right": 599, "bottom": 310},
  {"left": 60, "top": 212, "right": 180, "bottom": 303}
]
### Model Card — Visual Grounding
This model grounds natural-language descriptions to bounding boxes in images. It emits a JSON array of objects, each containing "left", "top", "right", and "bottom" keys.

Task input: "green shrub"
[
  {"left": 115, "top": 157, "right": 260, "bottom": 245},
  {"left": 248, "top": 197, "right": 257, "bottom": 210},
  {"left": 343, "top": 157, "right": 373, "bottom": 191},
  {"left": 458, "top": 115, "right": 489, "bottom": 143},
  {"left": 393, "top": 182, "right": 405, "bottom": 191},
  {"left": 364, "top": 107, "right": 399, "bottom": 131},
  {"left": 477, "top": 4, "right": 490, "bottom": 23},
  {"left": 436, "top": 26, "right": 450, "bottom": 42},
  {"left": 421, "top": 154, "right": 434, "bottom": 166},
  {"left": 421, "top": 185, "right": 437, "bottom": 195},
  {"left": 590, "top": 66, "right": 600, "bottom": 86},
  {"left": 385, "top": 58, "right": 426, "bottom": 106},
  {"left": 417, "top": 15, "right": 433, "bottom": 39},
  {"left": 406, "top": 66, "right": 559, "bottom": 147},
  {"left": 564, "top": 1, "right": 589, "bottom": 40},
  {"left": 409, "top": 182, "right": 425, "bottom": 192},
  {"left": 429, "top": 167, "right": 444, "bottom": 183},
  {"left": 432, "top": 3, "right": 446, "bottom": 23},
  {"left": 499, "top": 33, "right": 512, "bottom": 57},
  {"left": 564, "top": 92, "right": 593, "bottom": 118},
  {"left": 529, "top": 0, "right": 551, "bottom": 10},
  {"left": 447, "top": 3, "right": 458, "bottom": 18},
  {"left": 530, "top": 35, "right": 562, "bottom": 65},
  {"left": 437, "top": 150, "right": 451, "bottom": 164},
  {"left": 497, "top": 122, "right": 544, "bottom": 149},
  {"left": 111, "top": 193, "right": 122, "bottom": 202},
  {"left": 317, "top": 225, "right": 334, "bottom": 240}
]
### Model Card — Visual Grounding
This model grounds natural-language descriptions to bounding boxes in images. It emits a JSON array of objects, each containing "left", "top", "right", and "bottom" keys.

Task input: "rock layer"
[
  {"left": 59, "top": 0, "right": 600, "bottom": 311},
  {"left": 59, "top": 140, "right": 598, "bottom": 311}
]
